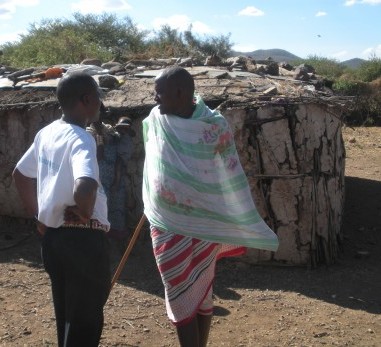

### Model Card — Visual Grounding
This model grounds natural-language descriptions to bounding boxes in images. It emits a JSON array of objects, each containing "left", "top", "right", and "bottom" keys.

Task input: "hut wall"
[
  {"left": 0, "top": 101, "right": 345, "bottom": 266},
  {"left": 222, "top": 102, "right": 345, "bottom": 266},
  {"left": 0, "top": 102, "right": 61, "bottom": 217}
]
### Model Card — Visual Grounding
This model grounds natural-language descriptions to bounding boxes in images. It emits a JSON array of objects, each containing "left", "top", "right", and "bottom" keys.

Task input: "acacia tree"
[
  {"left": 1, "top": 14, "right": 147, "bottom": 67},
  {"left": 72, "top": 13, "right": 148, "bottom": 60},
  {"left": 145, "top": 24, "right": 233, "bottom": 59},
  {"left": 2, "top": 21, "right": 113, "bottom": 67},
  {"left": 145, "top": 25, "right": 189, "bottom": 57},
  {"left": 184, "top": 27, "right": 233, "bottom": 58}
]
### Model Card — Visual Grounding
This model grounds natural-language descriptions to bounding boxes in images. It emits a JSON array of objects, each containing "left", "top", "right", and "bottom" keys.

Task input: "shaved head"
[
  {"left": 57, "top": 72, "right": 102, "bottom": 126},
  {"left": 156, "top": 67, "right": 195, "bottom": 100},
  {"left": 57, "top": 72, "right": 100, "bottom": 111}
]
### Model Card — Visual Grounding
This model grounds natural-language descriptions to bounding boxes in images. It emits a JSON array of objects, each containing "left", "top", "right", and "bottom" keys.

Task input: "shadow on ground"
[
  {"left": 1, "top": 176, "right": 380, "bottom": 314},
  {"left": 214, "top": 176, "right": 381, "bottom": 315}
]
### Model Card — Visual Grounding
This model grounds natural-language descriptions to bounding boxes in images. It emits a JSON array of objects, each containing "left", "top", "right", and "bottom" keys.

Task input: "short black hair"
[
  {"left": 157, "top": 66, "right": 195, "bottom": 96},
  {"left": 56, "top": 72, "right": 99, "bottom": 110}
]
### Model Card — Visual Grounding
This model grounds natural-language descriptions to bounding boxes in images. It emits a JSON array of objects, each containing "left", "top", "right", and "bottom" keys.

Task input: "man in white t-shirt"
[{"left": 13, "top": 72, "right": 111, "bottom": 347}]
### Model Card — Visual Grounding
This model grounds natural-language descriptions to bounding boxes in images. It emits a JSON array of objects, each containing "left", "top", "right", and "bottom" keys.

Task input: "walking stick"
[{"left": 110, "top": 214, "right": 147, "bottom": 290}]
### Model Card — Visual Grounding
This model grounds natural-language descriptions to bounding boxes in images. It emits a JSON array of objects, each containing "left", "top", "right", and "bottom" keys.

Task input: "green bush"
[
  {"left": 294, "top": 55, "right": 381, "bottom": 125},
  {"left": 2, "top": 27, "right": 113, "bottom": 67},
  {"left": 355, "top": 56, "right": 381, "bottom": 82},
  {"left": 333, "top": 74, "right": 368, "bottom": 96},
  {"left": 333, "top": 80, "right": 359, "bottom": 96},
  {"left": 293, "top": 55, "right": 345, "bottom": 80},
  {"left": 341, "top": 78, "right": 381, "bottom": 126},
  {"left": 0, "top": 13, "right": 233, "bottom": 68},
  {"left": 344, "top": 93, "right": 381, "bottom": 126}
]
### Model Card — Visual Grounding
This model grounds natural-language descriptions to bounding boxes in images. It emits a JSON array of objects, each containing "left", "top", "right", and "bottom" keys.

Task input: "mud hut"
[{"left": 0, "top": 63, "right": 351, "bottom": 266}]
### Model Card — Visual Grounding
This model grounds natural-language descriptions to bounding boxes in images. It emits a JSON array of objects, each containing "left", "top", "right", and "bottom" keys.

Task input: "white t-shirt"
[{"left": 15, "top": 119, "right": 109, "bottom": 229}]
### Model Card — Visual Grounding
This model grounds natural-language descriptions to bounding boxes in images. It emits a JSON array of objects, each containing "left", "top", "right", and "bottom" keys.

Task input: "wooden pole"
[{"left": 110, "top": 214, "right": 147, "bottom": 290}]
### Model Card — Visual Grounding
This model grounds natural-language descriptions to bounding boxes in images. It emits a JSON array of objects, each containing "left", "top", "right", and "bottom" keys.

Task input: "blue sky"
[{"left": 0, "top": 0, "right": 380, "bottom": 61}]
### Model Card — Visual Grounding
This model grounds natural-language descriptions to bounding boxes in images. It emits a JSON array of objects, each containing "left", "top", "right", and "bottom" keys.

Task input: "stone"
[
  {"left": 204, "top": 54, "right": 222, "bottom": 66},
  {"left": 177, "top": 57, "right": 193, "bottom": 67},
  {"left": 98, "top": 75, "right": 120, "bottom": 89},
  {"left": 7, "top": 68, "right": 36, "bottom": 81},
  {"left": 109, "top": 65, "right": 126, "bottom": 75},
  {"left": 279, "top": 62, "right": 293, "bottom": 71},
  {"left": 296, "top": 63, "right": 315, "bottom": 74},
  {"left": 244, "top": 59, "right": 257, "bottom": 73},
  {"left": 101, "top": 61, "right": 123, "bottom": 70},
  {"left": 125, "top": 62, "right": 137, "bottom": 70},
  {"left": 80, "top": 58, "right": 102, "bottom": 67},
  {"left": 254, "top": 65, "right": 267, "bottom": 75},
  {"left": 264, "top": 62, "right": 279, "bottom": 76},
  {"left": 226, "top": 56, "right": 246, "bottom": 67},
  {"left": 263, "top": 86, "right": 278, "bottom": 95},
  {"left": 293, "top": 67, "right": 310, "bottom": 81}
]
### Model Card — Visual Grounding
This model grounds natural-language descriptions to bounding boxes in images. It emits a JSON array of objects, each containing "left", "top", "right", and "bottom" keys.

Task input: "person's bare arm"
[
  {"left": 65, "top": 177, "right": 98, "bottom": 223},
  {"left": 12, "top": 168, "right": 38, "bottom": 217}
]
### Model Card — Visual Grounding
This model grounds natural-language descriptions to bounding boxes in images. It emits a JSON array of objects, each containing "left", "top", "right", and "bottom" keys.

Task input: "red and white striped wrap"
[{"left": 151, "top": 227, "right": 245, "bottom": 326}]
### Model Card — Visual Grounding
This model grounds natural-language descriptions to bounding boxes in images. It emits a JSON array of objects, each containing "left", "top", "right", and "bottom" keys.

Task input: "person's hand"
[{"left": 64, "top": 205, "right": 89, "bottom": 224}]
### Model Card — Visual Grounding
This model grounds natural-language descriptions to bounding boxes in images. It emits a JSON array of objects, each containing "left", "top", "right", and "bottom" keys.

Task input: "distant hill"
[
  {"left": 231, "top": 49, "right": 302, "bottom": 63},
  {"left": 341, "top": 58, "right": 366, "bottom": 69},
  {"left": 230, "top": 49, "right": 367, "bottom": 68}
]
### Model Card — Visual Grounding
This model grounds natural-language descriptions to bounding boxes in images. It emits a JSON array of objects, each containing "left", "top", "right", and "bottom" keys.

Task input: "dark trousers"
[{"left": 41, "top": 227, "right": 111, "bottom": 347}]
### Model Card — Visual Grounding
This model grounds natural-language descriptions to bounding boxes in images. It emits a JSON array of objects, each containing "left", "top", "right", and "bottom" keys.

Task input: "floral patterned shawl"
[{"left": 142, "top": 96, "right": 279, "bottom": 251}]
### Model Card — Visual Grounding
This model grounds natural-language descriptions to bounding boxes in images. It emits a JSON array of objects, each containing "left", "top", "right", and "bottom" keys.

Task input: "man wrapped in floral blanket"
[{"left": 142, "top": 66, "right": 279, "bottom": 347}]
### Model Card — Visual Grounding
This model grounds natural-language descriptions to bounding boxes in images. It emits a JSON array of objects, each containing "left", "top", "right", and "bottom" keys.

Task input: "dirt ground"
[{"left": 1, "top": 126, "right": 380, "bottom": 347}]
